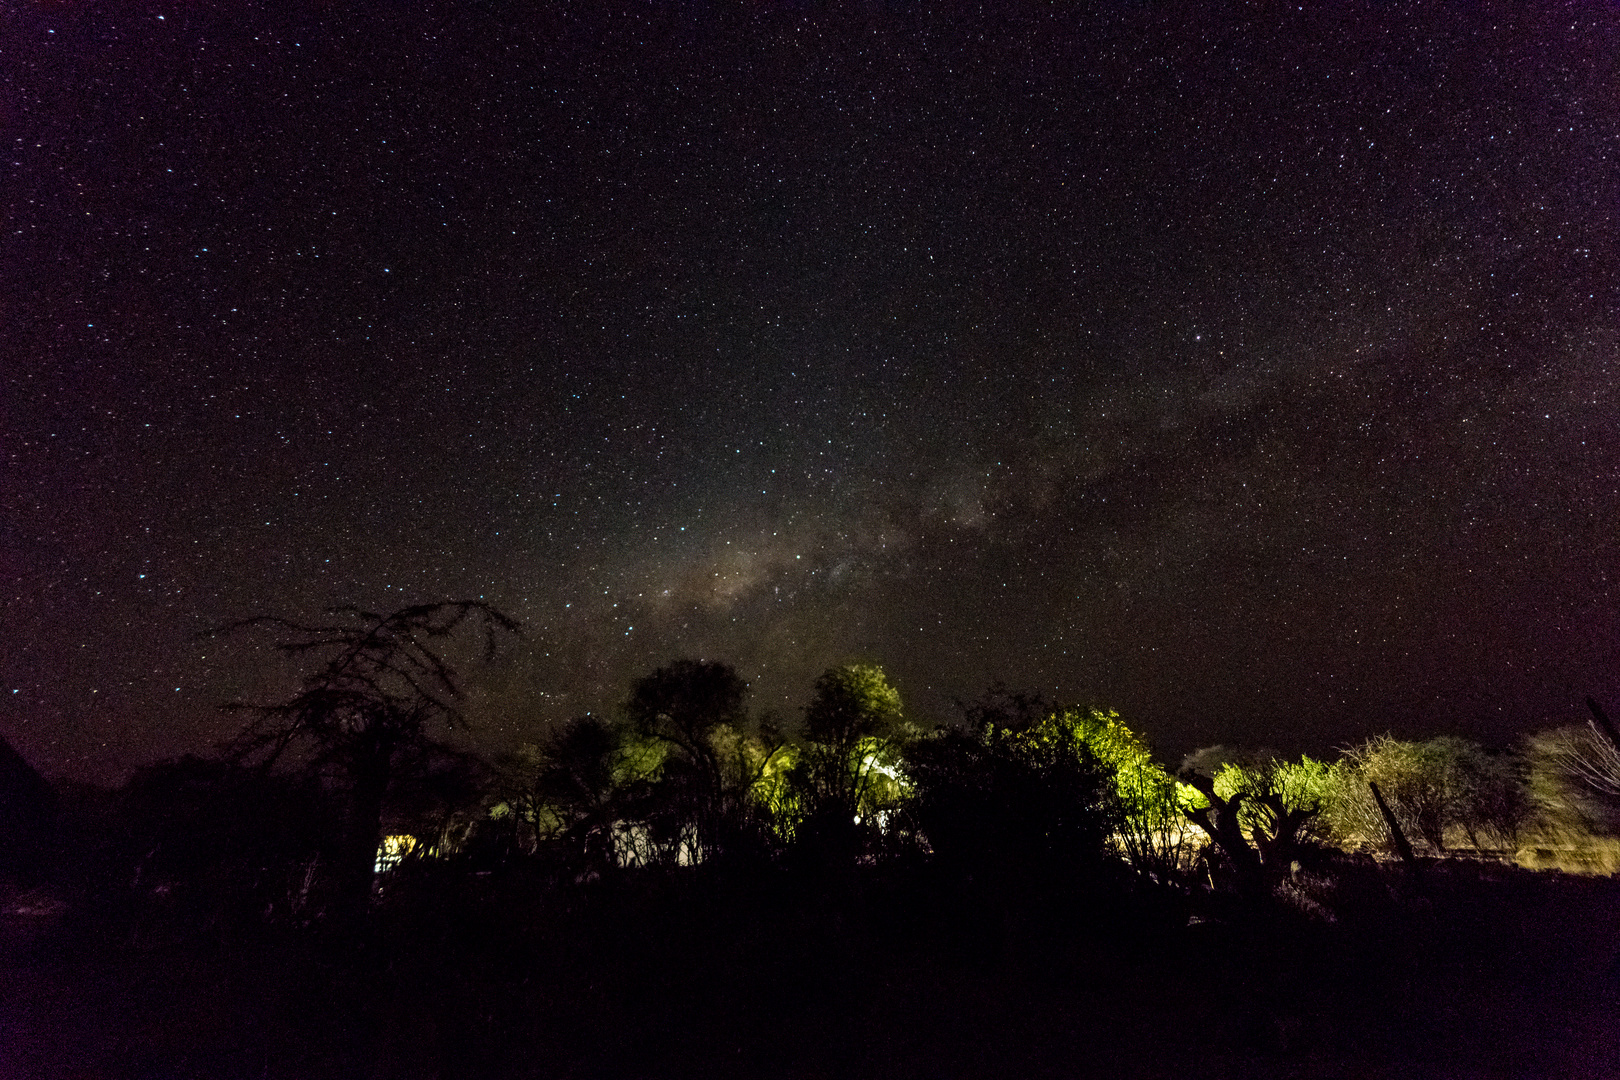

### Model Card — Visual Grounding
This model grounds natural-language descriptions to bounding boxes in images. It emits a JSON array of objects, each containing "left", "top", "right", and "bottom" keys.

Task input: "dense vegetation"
[{"left": 3, "top": 603, "right": 1619, "bottom": 1078}]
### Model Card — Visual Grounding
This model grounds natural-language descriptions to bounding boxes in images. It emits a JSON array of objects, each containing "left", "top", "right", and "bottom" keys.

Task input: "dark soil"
[{"left": 2, "top": 860, "right": 1618, "bottom": 1079}]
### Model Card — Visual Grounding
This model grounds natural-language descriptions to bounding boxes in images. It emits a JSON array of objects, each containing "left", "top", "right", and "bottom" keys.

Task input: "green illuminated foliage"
[
  {"left": 626, "top": 660, "right": 788, "bottom": 863},
  {"left": 792, "top": 663, "right": 911, "bottom": 857},
  {"left": 1346, "top": 737, "right": 1460, "bottom": 852},
  {"left": 495, "top": 662, "right": 796, "bottom": 869},
  {"left": 1044, "top": 707, "right": 1171, "bottom": 807},
  {"left": 748, "top": 737, "right": 804, "bottom": 843},
  {"left": 931, "top": 692, "right": 1200, "bottom": 882},
  {"left": 802, "top": 663, "right": 905, "bottom": 749},
  {"left": 1212, "top": 755, "right": 1330, "bottom": 866},
  {"left": 1034, "top": 707, "right": 1199, "bottom": 880},
  {"left": 1323, "top": 735, "right": 1529, "bottom": 855}
]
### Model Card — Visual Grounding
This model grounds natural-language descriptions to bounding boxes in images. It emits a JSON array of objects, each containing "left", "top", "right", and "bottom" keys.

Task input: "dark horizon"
[{"left": 4, "top": 1, "right": 1617, "bottom": 786}]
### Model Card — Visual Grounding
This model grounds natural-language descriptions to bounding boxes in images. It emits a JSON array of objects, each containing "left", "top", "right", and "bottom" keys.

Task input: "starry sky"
[{"left": 4, "top": 1, "right": 1617, "bottom": 784}]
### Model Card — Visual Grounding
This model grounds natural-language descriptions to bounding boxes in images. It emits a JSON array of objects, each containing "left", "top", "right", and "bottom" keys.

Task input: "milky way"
[{"left": 4, "top": 2, "right": 1617, "bottom": 782}]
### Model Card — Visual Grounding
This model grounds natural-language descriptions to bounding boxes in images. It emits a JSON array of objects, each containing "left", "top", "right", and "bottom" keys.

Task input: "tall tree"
[
  {"left": 627, "top": 659, "right": 749, "bottom": 795},
  {"left": 627, "top": 659, "right": 783, "bottom": 863},
  {"left": 501, "top": 714, "right": 640, "bottom": 875},
  {"left": 796, "top": 663, "right": 908, "bottom": 855},
  {"left": 214, "top": 601, "right": 519, "bottom": 919}
]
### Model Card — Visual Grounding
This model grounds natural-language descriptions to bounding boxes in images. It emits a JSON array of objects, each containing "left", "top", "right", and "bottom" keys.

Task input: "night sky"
[{"left": 4, "top": 1, "right": 1617, "bottom": 785}]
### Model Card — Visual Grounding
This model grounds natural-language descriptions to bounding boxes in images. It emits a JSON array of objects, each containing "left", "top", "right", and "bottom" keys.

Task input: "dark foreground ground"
[{"left": 2, "top": 858, "right": 1618, "bottom": 1079}]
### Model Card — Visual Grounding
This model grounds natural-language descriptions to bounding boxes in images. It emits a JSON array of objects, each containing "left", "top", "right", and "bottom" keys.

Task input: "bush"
[
  {"left": 1322, "top": 736, "right": 1530, "bottom": 855},
  {"left": 903, "top": 708, "right": 1121, "bottom": 888}
]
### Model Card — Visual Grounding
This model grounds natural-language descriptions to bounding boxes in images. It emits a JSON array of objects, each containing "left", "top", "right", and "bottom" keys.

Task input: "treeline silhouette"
[{"left": 5, "top": 602, "right": 1620, "bottom": 1078}]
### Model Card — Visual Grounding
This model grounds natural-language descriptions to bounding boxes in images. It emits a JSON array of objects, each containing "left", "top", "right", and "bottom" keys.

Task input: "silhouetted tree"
[
  {"left": 943, "top": 691, "right": 1198, "bottom": 884},
  {"left": 904, "top": 703, "right": 1121, "bottom": 887},
  {"left": 381, "top": 743, "right": 496, "bottom": 859},
  {"left": 626, "top": 659, "right": 787, "bottom": 864},
  {"left": 953, "top": 683, "right": 1053, "bottom": 735},
  {"left": 213, "top": 601, "right": 518, "bottom": 921},
  {"left": 794, "top": 663, "right": 909, "bottom": 858},
  {"left": 627, "top": 660, "right": 749, "bottom": 775},
  {"left": 523, "top": 714, "right": 645, "bottom": 875},
  {"left": 628, "top": 659, "right": 738, "bottom": 860},
  {"left": 1177, "top": 768, "right": 1266, "bottom": 898},
  {"left": 1043, "top": 705, "right": 1201, "bottom": 884},
  {"left": 105, "top": 755, "right": 338, "bottom": 942},
  {"left": 1192, "top": 755, "right": 1330, "bottom": 882}
]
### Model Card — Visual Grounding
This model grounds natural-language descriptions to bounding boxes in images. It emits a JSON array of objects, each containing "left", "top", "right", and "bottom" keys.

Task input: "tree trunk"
[
  {"left": 332, "top": 746, "right": 392, "bottom": 928},
  {"left": 1368, "top": 780, "right": 1418, "bottom": 870}
]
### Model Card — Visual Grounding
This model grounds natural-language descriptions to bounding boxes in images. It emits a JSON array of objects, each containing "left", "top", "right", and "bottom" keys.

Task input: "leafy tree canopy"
[
  {"left": 803, "top": 663, "right": 905, "bottom": 750},
  {"left": 626, "top": 659, "right": 750, "bottom": 763}
]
